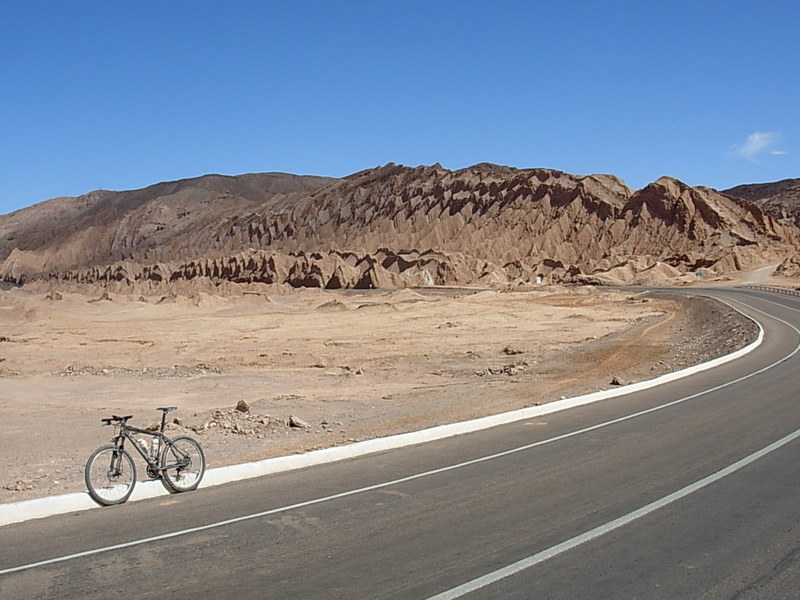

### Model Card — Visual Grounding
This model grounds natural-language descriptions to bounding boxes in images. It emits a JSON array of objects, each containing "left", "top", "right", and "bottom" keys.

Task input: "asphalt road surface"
[{"left": 1, "top": 287, "right": 799, "bottom": 599}]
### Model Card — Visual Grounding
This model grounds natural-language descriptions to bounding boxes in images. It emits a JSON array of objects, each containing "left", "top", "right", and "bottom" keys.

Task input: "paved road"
[{"left": 1, "top": 288, "right": 799, "bottom": 599}]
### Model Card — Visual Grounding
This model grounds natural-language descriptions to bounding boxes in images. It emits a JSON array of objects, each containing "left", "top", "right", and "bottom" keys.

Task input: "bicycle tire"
[
  {"left": 85, "top": 445, "right": 137, "bottom": 506},
  {"left": 160, "top": 436, "right": 205, "bottom": 493}
]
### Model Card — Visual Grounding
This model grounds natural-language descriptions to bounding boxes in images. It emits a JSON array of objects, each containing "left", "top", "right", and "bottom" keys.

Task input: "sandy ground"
[{"left": 0, "top": 282, "right": 766, "bottom": 503}]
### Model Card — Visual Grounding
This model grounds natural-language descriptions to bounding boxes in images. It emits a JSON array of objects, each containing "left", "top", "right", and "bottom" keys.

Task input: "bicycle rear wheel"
[
  {"left": 161, "top": 436, "right": 205, "bottom": 493},
  {"left": 85, "top": 445, "right": 137, "bottom": 506}
]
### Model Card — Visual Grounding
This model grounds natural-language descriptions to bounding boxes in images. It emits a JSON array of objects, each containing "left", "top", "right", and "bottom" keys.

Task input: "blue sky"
[{"left": 1, "top": 1, "right": 797, "bottom": 215}]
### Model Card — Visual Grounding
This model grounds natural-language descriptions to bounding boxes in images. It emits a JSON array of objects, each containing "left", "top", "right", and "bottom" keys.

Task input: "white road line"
[
  {"left": 426, "top": 426, "right": 800, "bottom": 600},
  {"left": 737, "top": 291, "right": 800, "bottom": 315},
  {"left": 1, "top": 294, "right": 798, "bottom": 577}
]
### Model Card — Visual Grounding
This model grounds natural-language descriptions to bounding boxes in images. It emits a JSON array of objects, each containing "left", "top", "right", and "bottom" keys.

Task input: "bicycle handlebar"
[{"left": 101, "top": 415, "right": 133, "bottom": 426}]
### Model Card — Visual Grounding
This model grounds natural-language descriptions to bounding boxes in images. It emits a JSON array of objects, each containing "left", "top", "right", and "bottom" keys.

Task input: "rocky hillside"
[
  {"left": 0, "top": 172, "right": 335, "bottom": 277},
  {"left": 2, "top": 164, "right": 798, "bottom": 290},
  {"left": 724, "top": 178, "right": 800, "bottom": 229}
]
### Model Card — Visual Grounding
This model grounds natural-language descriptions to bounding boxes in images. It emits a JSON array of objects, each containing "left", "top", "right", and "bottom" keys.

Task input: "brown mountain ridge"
[
  {"left": 2, "top": 164, "right": 798, "bottom": 290},
  {"left": 724, "top": 178, "right": 800, "bottom": 229}
]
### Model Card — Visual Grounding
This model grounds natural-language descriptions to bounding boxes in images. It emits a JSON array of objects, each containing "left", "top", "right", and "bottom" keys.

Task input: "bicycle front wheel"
[
  {"left": 161, "top": 436, "right": 205, "bottom": 493},
  {"left": 85, "top": 445, "right": 137, "bottom": 506}
]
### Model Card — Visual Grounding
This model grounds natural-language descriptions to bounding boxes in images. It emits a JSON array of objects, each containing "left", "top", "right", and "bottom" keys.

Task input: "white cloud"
[
  {"left": 771, "top": 149, "right": 787, "bottom": 155},
  {"left": 735, "top": 131, "right": 782, "bottom": 161}
]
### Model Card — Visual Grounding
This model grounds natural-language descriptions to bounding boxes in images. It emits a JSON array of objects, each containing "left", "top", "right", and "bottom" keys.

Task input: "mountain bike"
[{"left": 85, "top": 407, "right": 206, "bottom": 506}]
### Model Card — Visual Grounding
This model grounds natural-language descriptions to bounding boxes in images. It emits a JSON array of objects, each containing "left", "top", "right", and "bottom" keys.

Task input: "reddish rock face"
[{"left": 2, "top": 165, "right": 798, "bottom": 289}]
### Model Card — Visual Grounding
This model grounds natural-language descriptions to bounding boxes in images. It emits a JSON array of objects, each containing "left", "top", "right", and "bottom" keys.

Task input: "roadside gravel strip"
[{"left": 0, "top": 298, "right": 765, "bottom": 527}]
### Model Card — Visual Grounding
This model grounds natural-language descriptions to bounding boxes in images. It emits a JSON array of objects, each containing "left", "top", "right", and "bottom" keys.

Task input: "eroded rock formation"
[
  {"left": 35, "top": 249, "right": 506, "bottom": 292},
  {"left": 2, "top": 164, "right": 798, "bottom": 289}
]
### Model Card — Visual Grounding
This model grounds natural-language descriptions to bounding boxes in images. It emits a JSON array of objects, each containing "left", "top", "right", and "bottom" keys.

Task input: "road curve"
[{"left": 1, "top": 287, "right": 799, "bottom": 599}]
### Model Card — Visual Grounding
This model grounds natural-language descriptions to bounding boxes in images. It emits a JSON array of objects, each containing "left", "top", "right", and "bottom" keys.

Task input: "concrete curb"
[{"left": 0, "top": 305, "right": 765, "bottom": 528}]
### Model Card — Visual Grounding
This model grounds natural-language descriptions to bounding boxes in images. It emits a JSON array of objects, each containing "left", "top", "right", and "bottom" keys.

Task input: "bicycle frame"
[
  {"left": 115, "top": 425, "right": 168, "bottom": 472},
  {"left": 106, "top": 407, "right": 186, "bottom": 475}
]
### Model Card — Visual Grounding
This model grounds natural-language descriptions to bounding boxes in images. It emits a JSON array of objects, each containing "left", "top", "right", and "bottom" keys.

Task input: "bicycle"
[{"left": 85, "top": 406, "right": 206, "bottom": 506}]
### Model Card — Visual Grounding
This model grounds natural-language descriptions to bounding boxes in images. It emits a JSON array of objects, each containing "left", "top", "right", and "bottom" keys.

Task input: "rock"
[
  {"left": 289, "top": 415, "right": 310, "bottom": 429},
  {"left": 502, "top": 346, "right": 524, "bottom": 355},
  {"left": 610, "top": 376, "right": 622, "bottom": 386},
  {"left": 775, "top": 254, "right": 800, "bottom": 278},
  {"left": 235, "top": 400, "right": 250, "bottom": 413},
  {"left": 88, "top": 291, "right": 112, "bottom": 303},
  {"left": 3, "top": 480, "right": 34, "bottom": 492}
]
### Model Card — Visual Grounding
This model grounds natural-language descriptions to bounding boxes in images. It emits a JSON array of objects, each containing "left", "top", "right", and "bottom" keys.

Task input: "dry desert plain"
[{"left": 0, "top": 283, "right": 762, "bottom": 503}]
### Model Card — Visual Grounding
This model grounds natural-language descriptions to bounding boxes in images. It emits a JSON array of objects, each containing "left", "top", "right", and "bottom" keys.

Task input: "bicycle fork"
[{"left": 108, "top": 447, "right": 126, "bottom": 480}]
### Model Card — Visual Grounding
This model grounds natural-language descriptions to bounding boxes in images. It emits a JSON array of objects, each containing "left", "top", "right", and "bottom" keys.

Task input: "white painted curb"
[{"left": 0, "top": 308, "right": 765, "bottom": 527}]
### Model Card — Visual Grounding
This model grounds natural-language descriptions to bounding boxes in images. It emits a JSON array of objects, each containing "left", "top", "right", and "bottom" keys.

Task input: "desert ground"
[{"left": 0, "top": 281, "right": 769, "bottom": 503}]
